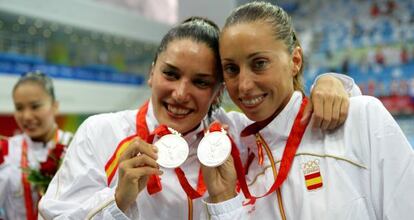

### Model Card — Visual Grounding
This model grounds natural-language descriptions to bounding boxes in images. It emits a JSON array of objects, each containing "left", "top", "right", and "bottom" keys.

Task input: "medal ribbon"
[
  {"left": 240, "top": 100, "right": 287, "bottom": 166},
  {"left": 21, "top": 140, "right": 36, "bottom": 220},
  {"left": 174, "top": 168, "right": 206, "bottom": 200},
  {"left": 235, "top": 97, "right": 309, "bottom": 205},
  {"left": 206, "top": 122, "right": 252, "bottom": 204},
  {"left": 136, "top": 101, "right": 206, "bottom": 199},
  {"left": 0, "top": 138, "right": 8, "bottom": 165},
  {"left": 208, "top": 122, "right": 223, "bottom": 133},
  {"left": 21, "top": 130, "right": 59, "bottom": 220},
  {"left": 135, "top": 100, "right": 162, "bottom": 195}
]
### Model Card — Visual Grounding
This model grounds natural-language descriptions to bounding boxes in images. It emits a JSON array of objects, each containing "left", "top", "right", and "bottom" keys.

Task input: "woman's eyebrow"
[{"left": 162, "top": 62, "right": 179, "bottom": 71}]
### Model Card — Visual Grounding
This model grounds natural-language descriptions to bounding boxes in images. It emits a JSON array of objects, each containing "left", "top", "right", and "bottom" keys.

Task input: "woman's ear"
[
  {"left": 291, "top": 46, "right": 302, "bottom": 76},
  {"left": 147, "top": 62, "right": 155, "bottom": 87}
]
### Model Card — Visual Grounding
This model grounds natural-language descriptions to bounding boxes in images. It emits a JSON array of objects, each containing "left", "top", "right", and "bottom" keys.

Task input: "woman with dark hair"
[
  {"left": 38, "top": 16, "right": 358, "bottom": 219},
  {"left": 0, "top": 71, "right": 72, "bottom": 220},
  {"left": 202, "top": 2, "right": 414, "bottom": 219}
]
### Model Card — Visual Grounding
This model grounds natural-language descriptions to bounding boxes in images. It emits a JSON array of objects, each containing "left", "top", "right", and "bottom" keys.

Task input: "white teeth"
[
  {"left": 168, "top": 105, "right": 190, "bottom": 115},
  {"left": 241, "top": 96, "right": 264, "bottom": 106}
]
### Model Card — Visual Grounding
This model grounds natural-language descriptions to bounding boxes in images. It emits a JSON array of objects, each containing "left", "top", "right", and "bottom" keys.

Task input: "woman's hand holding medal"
[
  {"left": 198, "top": 122, "right": 237, "bottom": 203},
  {"left": 152, "top": 122, "right": 238, "bottom": 203},
  {"left": 115, "top": 137, "right": 162, "bottom": 212},
  {"left": 200, "top": 152, "right": 238, "bottom": 203},
  {"left": 153, "top": 123, "right": 233, "bottom": 169},
  {"left": 154, "top": 127, "right": 189, "bottom": 168},
  {"left": 115, "top": 122, "right": 238, "bottom": 209}
]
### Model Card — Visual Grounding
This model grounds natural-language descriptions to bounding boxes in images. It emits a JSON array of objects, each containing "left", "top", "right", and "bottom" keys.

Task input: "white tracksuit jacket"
[
  {"left": 38, "top": 74, "right": 360, "bottom": 219},
  {"left": 0, "top": 130, "right": 72, "bottom": 220},
  {"left": 203, "top": 92, "right": 414, "bottom": 220},
  {"left": 38, "top": 100, "right": 249, "bottom": 220}
]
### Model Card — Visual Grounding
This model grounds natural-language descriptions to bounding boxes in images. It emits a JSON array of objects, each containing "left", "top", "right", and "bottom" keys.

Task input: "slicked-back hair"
[{"left": 224, "top": 1, "right": 304, "bottom": 93}]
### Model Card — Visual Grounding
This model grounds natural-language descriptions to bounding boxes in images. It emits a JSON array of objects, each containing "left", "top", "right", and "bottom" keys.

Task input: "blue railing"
[{"left": 0, "top": 53, "right": 144, "bottom": 85}]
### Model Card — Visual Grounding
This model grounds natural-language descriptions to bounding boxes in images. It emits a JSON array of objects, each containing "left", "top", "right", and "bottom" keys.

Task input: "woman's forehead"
[
  {"left": 14, "top": 81, "right": 47, "bottom": 94},
  {"left": 219, "top": 22, "right": 286, "bottom": 56},
  {"left": 157, "top": 39, "right": 218, "bottom": 75},
  {"left": 164, "top": 38, "right": 213, "bottom": 54},
  {"left": 222, "top": 20, "right": 271, "bottom": 37},
  {"left": 162, "top": 39, "right": 215, "bottom": 58}
]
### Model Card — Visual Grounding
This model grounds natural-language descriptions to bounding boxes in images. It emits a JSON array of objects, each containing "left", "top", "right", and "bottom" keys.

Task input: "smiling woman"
[
  {"left": 220, "top": 22, "right": 299, "bottom": 122},
  {"left": 37, "top": 15, "right": 357, "bottom": 220},
  {"left": 201, "top": 2, "right": 414, "bottom": 219},
  {"left": 0, "top": 71, "right": 72, "bottom": 220},
  {"left": 13, "top": 73, "right": 58, "bottom": 142},
  {"left": 38, "top": 17, "right": 227, "bottom": 220},
  {"left": 148, "top": 38, "right": 220, "bottom": 133}
]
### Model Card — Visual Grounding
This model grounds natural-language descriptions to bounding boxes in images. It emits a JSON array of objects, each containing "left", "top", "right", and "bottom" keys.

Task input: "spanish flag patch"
[
  {"left": 302, "top": 159, "right": 323, "bottom": 191},
  {"left": 105, "top": 134, "right": 138, "bottom": 186}
]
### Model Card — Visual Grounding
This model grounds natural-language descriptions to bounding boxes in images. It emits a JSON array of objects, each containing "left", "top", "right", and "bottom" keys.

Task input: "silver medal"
[
  {"left": 155, "top": 133, "right": 189, "bottom": 168},
  {"left": 197, "top": 130, "right": 231, "bottom": 167}
]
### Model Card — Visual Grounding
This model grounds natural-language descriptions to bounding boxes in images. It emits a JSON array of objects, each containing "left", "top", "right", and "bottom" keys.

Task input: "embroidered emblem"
[{"left": 302, "top": 159, "right": 323, "bottom": 191}]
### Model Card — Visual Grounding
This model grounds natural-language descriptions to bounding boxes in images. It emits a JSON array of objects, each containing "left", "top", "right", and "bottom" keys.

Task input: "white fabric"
[
  {"left": 0, "top": 129, "right": 72, "bottom": 220},
  {"left": 38, "top": 100, "right": 245, "bottom": 219},
  {"left": 38, "top": 73, "right": 362, "bottom": 219},
  {"left": 203, "top": 92, "right": 414, "bottom": 220}
]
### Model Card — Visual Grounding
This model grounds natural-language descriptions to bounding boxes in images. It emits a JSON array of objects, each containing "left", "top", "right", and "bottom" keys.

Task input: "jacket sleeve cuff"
[
  {"left": 203, "top": 193, "right": 244, "bottom": 216},
  {"left": 107, "top": 199, "right": 139, "bottom": 220}
]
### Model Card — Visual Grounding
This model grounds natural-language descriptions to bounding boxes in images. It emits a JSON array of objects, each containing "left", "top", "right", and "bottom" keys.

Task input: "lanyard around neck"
[
  {"left": 235, "top": 97, "right": 309, "bottom": 205},
  {"left": 136, "top": 101, "right": 206, "bottom": 199}
]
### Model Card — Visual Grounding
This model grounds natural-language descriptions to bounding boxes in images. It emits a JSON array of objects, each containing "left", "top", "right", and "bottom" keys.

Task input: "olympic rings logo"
[{"left": 302, "top": 159, "right": 320, "bottom": 171}]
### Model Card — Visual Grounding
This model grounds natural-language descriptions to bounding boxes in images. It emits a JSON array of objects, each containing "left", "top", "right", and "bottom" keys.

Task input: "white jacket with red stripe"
[
  {"left": 38, "top": 73, "right": 361, "bottom": 219},
  {"left": 202, "top": 92, "right": 414, "bottom": 220},
  {"left": 0, "top": 130, "right": 72, "bottom": 220},
  {"left": 38, "top": 100, "right": 250, "bottom": 220}
]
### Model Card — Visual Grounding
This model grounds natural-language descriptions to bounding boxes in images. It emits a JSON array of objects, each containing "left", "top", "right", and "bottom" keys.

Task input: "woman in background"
[{"left": 0, "top": 71, "right": 72, "bottom": 220}]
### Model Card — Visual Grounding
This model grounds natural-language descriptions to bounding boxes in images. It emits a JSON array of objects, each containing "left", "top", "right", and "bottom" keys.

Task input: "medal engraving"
[
  {"left": 198, "top": 131, "right": 231, "bottom": 167},
  {"left": 155, "top": 134, "right": 189, "bottom": 168}
]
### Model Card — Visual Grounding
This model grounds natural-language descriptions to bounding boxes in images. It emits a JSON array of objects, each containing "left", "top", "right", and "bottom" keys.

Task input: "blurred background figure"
[
  {"left": 0, "top": 72, "right": 72, "bottom": 220},
  {"left": 0, "top": 0, "right": 412, "bottom": 146}
]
